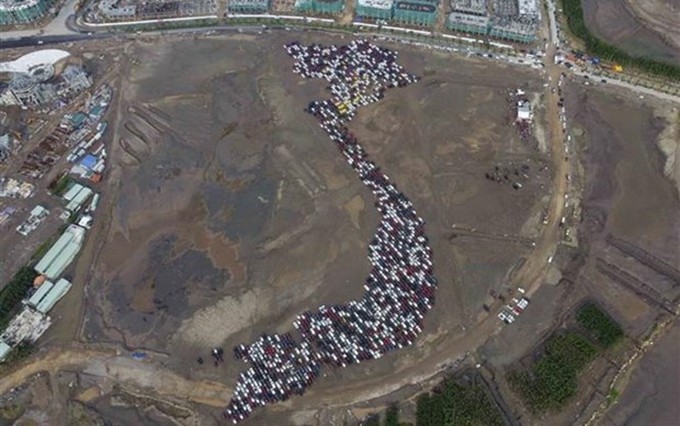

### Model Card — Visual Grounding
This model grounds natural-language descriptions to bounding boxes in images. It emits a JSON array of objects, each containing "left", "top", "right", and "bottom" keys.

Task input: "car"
[
  {"left": 498, "top": 312, "right": 508, "bottom": 322},
  {"left": 504, "top": 313, "right": 515, "bottom": 324}
]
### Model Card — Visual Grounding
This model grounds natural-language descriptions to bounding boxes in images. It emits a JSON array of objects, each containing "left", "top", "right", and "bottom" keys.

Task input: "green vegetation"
[
  {"left": 48, "top": 174, "right": 73, "bottom": 197},
  {"left": 508, "top": 332, "right": 599, "bottom": 413},
  {"left": 384, "top": 403, "right": 400, "bottom": 426},
  {"left": 0, "top": 403, "right": 24, "bottom": 421},
  {"left": 363, "top": 415, "right": 381, "bottom": 426},
  {"left": 31, "top": 234, "right": 58, "bottom": 262},
  {"left": 561, "top": 0, "right": 680, "bottom": 80},
  {"left": 606, "top": 388, "right": 619, "bottom": 405},
  {"left": 0, "top": 267, "right": 38, "bottom": 331},
  {"left": 415, "top": 377, "right": 504, "bottom": 426},
  {"left": 577, "top": 303, "right": 624, "bottom": 348}
]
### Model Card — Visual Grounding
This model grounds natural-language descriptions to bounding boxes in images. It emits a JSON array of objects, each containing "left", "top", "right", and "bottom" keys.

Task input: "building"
[
  {"left": 59, "top": 65, "right": 92, "bottom": 96},
  {"left": 294, "top": 0, "right": 344, "bottom": 14},
  {"left": 0, "top": 133, "right": 13, "bottom": 162},
  {"left": 356, "top": 0, "right": 393, "bottom": 20},
  {"left": 227, "top": 0, "right": 270, "bottom": 13},
  {"left": 451, "top": 0, "right": 486, "bottom": 14},
  {"left": 16, "top": 204, "right": 49, "bottom": 236},
  {"left": 65, "top": 184, "right": 93, "bottom": 212},
  {"left": 0, "top": 306, "right": 51, "bottom": 346},
  {"left": 0, "top": 82, "right": 21, "bottom": 106},
  {"left": 393, "top": 0, "right": 438, "bottom": 26},
  {"left": 35, "top": 278, "right": 72, "bottom": 314},
  {"left": 0, "top": 0, "right": 56, "bottom": 26},
  {"left": 97, "top": 0, "right": 136, "bottom": 20},
  {"left": 489, "top": 16, "right": 536, "bottom": 42},
  {"left": 517, "top": 100, "right": 532, "bottom": 120},
  {"left": 517, "top": 0, "right": 537, "bottom": 19},
  {"left": 0, "top": 49, "right": 70, "bottom": 74},
  {"left": 34, "top": 224, "right": 86, "bottom": 279},
  {"left": 447, "top": 11, "right": 489, "bottom": 35},
  {"left": 27, "top": 279, "right": 54, "bottom": 308},
  {"left": 0, "top": 340, "right": 10, "bottom": 362}
]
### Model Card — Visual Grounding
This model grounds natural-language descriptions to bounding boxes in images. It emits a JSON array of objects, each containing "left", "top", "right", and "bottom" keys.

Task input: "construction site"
[{"left": 0, "top": 20, "right": 678, "bottom": 426}]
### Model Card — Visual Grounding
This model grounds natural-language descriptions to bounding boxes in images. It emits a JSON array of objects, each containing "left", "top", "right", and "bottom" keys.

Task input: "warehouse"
[
  {"left": 63, "top": 183, "right": 93, "bottom": 212},
  {"left": 356, "top": 0, "right": 393, "bottom": 21},
  {"left": 294, "top": 0, "right": 344, "bottom": 14},
  {"left": 228, "top": 0, "right": 270, "bottom": 13},
  {"left": 27, "top": 279, "right": 54, "bottom": 308},
  {"left": 36, "top": 278, "right": 72, "bottom": 314},
  {"left": 34, "top": 224, "right": 86, "bottom": 279},
  {"left": 393, "top": 0, "right": 437, "bottom": 26},
  {"left": 0, "top": 0, "right": 56, "bottom": 26}
]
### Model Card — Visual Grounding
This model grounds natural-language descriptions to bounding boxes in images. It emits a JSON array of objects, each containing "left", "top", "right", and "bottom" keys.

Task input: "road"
[{"left": 0, "top": 345, "right": 231, "bottom": 407}]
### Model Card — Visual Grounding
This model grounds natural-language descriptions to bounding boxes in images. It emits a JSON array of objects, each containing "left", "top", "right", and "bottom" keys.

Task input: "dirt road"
[{"left": 0, "top": 345, "right": 231, "bottom": 407}]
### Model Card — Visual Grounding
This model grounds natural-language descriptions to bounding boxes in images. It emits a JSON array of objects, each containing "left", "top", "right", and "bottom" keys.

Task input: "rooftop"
[
  {"left": 36, "top": 278, "right": 72, "bottom": 314},
  {"left": 34, "top": 224, "right": 86, "bottom": 279},
  {"left": 0, "top": 49, "right": 70, "bottom": 74},
  {"left": 357, "top": 0, "right": 393, "bottom": 9}
]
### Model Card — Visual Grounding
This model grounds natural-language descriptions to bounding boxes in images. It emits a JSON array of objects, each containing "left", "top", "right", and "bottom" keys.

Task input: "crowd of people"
[{"left": 224, "top": 40, "right": 437, "bottom": 423}]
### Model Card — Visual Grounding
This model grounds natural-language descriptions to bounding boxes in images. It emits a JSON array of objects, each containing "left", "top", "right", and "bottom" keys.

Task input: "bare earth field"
[
  {"left": 582, "top": 0, "right": 680, "bottom": 65},
  {"left": 75, "top": 33, "right": 548, "bottom": 423},
  {"left": 3, "top": 31, "right": 679, "bottom": 426},
  {"left": 603, "top": 319, "right": 680, "bottom": 426}
]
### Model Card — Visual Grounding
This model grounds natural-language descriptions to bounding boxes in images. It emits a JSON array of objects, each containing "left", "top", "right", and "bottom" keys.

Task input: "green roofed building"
[
  {"left": 0, "top": 0, "right": 56, "bottom": 26},
  {"left": 356, "top": 0, "right": 393, "bottom": 20},
  {"left": 36, "top": 278, "right": 71, "bottom": 314},
  {"left": 295, "top": 0, "right": 344, "bottom": 14},
  {"left": 0, "top": 340, "right": 11, "bottom": 361},
  {"left": 27, "top": 280, "right": 54, "bottom": 308},
  {"left": 392, "top": 0, "right": 437, "bottom": 26},
  {"left": 228, "top": 0, "right": 270, "bottom": 13},
  {"left": 34, "top": 224, "right": 86, "bottom": 280}
]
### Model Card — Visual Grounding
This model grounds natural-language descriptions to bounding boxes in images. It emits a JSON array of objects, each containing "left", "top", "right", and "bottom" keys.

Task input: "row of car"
[
  {"left": 224, "top": 40, "right": 435, "bottom": 423},
  {"left": 498, "top": 288, "right": 530, "bottom": 324}
]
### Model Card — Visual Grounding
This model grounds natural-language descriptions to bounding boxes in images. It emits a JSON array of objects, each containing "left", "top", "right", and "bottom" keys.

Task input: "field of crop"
[
  {"left": 414, "top": 377, "right": 504, "bottom": 426},
  {"left": 507, "top": 332, "right": 599, "bottom": 413},
  {"left": 576, "top": 302, "right": 624, "bottom": 348}
]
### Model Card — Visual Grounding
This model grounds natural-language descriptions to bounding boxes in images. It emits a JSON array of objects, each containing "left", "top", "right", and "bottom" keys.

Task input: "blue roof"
[{"left": 81, "top": 154, "right": 97, "bottom": 169}]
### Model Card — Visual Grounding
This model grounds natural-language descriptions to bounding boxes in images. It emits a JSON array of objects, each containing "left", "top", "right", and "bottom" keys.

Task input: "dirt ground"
[
  {"left": 3, "top": 30, "right": 679, "bottom": 426},
  {"left": 603, "top": 318, "right": 680, "bottom": 426},
  {"left": 70, "top": 33, "right": 549, "bottom": 423},
  {"left": 582, "top": 0, "right": 680, "bottom": 65}
]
